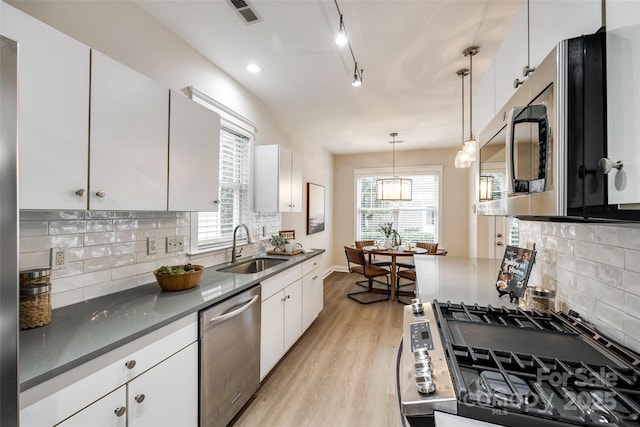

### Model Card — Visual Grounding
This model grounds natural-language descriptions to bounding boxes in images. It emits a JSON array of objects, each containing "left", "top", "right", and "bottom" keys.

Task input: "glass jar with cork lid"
[
  {"left": 519, "top": 286, "right": 556, "bottom": 313},
  {"left": 19, "top": 268, "right": 52, "bottom": 329}
]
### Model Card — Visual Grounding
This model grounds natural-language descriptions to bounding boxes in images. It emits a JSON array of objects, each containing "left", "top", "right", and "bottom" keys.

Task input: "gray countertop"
[
  {"left": 414, "top": 256, "right": 520, "bottom": 308},
  {"left": 19, "top": 249, "right": 324, "bottom": 391}
]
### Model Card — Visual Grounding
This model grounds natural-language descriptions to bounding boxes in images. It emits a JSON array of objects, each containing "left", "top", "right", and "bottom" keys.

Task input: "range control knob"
[
  {"left": 411, "top": 299, "right": 424, "bottom": 316},
  {"left": 414, "top": 360, "right": 433, "bottom": 376},
  {"left": 414, "top": 348, "right": 430, "bottom": 362},
  {"left": 415, "top": 371, "right": 436, "bottom": 395}
]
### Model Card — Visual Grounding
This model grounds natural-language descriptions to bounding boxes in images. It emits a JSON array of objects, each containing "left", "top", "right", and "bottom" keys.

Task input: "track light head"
[
  {"left": 335, "top": 15, "right": 348, "bottom": 46},
  {"left": 352, "top": 63, "right": 363, "bottom": 87}
]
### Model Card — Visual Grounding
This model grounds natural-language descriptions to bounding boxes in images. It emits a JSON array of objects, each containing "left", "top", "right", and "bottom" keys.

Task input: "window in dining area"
[{"left": 355, "top": 166, "right": 442, "bottom": 243}]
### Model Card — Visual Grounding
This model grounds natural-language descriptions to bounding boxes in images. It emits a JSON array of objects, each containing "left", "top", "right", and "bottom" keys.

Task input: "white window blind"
[
  {"left": 197, "top": 126, "right": 251, "bottom": 248},
  {"left": 356, "top": 169, "right": 441, "bottom": 243}
]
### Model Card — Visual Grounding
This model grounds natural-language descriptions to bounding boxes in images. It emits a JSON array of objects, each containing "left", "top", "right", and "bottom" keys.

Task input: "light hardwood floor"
[{"left": 231, "top": 271, "right": 406, "bottom": 427}]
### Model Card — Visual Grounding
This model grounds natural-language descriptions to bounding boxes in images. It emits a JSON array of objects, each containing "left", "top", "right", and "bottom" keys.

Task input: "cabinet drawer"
[
  {"left": 20, "top": 314, "right": 197, "bottom": 427},
  {"left": 261, "top": 265, "right": 303, "bottom": 301},
  {"left": 302, "top": 254, "right": 322, "bottom": 276}
]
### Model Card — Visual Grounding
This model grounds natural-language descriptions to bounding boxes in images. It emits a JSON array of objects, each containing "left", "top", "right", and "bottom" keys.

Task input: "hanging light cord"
[
  {"left": 334, "top": 0, "right": 364, "bottom": 85},
  {"left": 456, "top": 68, "right": 469, "bottom": 148},
  {"left": 463, "top": 46, "right": 479, "bottom": 139}
]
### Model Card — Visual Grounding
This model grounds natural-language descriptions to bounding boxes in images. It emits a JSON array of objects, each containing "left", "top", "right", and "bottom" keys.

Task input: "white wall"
[
  {"left": 8, "top": 0, "right": 334, "bottom": 305},
  {"left": 519, "top": 220, "right": 640, "bottom": 354}
]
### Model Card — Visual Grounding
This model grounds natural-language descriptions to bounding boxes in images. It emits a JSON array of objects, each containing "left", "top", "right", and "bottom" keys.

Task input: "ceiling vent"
[{"left": 228, "top": 0, "right": 262, "bottom": 24}]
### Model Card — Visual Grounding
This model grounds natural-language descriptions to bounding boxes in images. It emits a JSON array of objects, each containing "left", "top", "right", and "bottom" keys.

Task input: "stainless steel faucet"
[{"left": 231, "top": 224, "right": 252, "bottom": 263}]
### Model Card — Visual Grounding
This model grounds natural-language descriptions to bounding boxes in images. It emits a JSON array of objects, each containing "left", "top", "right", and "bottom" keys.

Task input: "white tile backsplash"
[
  {"left": 520, "top": 220, "right": 640, "bottom": 354},
  {"left": 20, "top": 210, "right": 282, "bottom": 308}
]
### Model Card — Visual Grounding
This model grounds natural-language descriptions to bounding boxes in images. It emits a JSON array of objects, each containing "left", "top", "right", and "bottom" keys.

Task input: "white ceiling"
[{"left": 136, "top": 0, "right": 523, "bottom": 154}]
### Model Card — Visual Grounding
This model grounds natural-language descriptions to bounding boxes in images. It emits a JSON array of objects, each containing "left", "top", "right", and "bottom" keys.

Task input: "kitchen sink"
[{"left": 217, "top": 257, "right": 287, "bottom": 274}]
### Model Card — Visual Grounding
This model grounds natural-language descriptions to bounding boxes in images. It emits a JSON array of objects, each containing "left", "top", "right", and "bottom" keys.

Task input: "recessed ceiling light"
[{"left": 247, "top": 63, "right": 261, "bottom": 73}]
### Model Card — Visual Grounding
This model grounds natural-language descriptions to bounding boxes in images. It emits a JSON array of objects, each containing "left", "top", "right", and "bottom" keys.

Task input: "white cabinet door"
[
  {"left": 606, "top": 0, "right": 640, "bottom": 205},
  {"left": 302, "top": 270, "right": 323, "bottom": 331},
  {"left": 168, "top": 90, "right": 220, "bottom": 211},
  {"left": 254, "top": 144, "right": 302, "bottom": 212},
  {"left": 277, "top": 145, "right": 293, "bottom": 212},
  {"left": 474, "top": 60, "right": 495, "bottom": 136},
  {"left": 260, "top": 291, "right": 285, "bottom": 380},
  {"left": 89, "top": 50, "right": 168, "bottom": 211},
  {"left": 128, "top": 343, "right": 198, "bottom": 427},
  {"left": 289, "top": 150, "right": 303, "bottom": 213},
  {"left": 1, "top": 3, "right": 89, "bottom": 210},
  {"left": 493, "top": 4, "right": 528, "bottom": 112},
  {"left": 56, "top": 386, "right": 127, "bottom": 427},
  {"left": 529, "top": 0, "right": 601, "bottom": 70},
  {"left": 283, "top": 279, "right": 302, "bottom": 352}
]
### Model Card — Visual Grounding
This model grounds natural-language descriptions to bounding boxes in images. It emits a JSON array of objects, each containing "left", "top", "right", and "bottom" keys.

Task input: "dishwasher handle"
[{"left": 206, "top": 294, "right": 259, "bottom": 327}]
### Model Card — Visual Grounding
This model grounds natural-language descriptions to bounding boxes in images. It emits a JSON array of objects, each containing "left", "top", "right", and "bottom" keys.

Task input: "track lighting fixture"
[
  {"left": 335, "top": 14, "right": 348, "bottom": 46},
  {"left": 333, "top": 0, "right": 364, "bottom": 87}
]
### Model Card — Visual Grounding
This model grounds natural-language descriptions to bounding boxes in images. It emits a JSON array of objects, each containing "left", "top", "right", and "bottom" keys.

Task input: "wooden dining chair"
[
  {"left": 397, "top": 242, "right": 439, "bottom": 269},
  {"left": 354, "top": 240, "right": 391, "bottom": 288},
  {"left": 344, "top": 246, "right": 391, "bottom": 304},
  {"left": 396, "top": 268, "right": 417, "bottom": 305}
]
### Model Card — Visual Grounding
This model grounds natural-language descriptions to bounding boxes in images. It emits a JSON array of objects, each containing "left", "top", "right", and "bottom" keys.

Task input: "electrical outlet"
[
  {"left": 166, "top": 236, "right": 184, "bottom": 253},
  {"left": 147, "top": 237, "right": 158, "bottom": 255},
  {"left": 50, "top": 247, "right": 67, "bottom": 270}
]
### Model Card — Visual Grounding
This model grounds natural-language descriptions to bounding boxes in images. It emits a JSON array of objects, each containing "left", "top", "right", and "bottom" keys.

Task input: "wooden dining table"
[{"left": 362, "top": 246, "right": 427, "bottom": 302}]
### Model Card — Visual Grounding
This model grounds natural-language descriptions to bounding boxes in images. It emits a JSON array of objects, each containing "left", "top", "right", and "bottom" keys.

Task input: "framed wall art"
[{"left": 306, "top": 183, "right": 325, "bottom": 234}]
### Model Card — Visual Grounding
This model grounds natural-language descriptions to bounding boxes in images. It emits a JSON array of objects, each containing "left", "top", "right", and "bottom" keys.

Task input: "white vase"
[{"left": 384, "top": 238, "right": 393, "bottom": 249}]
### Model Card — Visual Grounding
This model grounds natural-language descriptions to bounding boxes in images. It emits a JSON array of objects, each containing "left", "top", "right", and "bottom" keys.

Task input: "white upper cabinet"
[
  {"left": 89, "top": 50, "right": 169, "bottom": 211},
  {"left": 168, "top": 91, "right": 221, "bottom": 211},
  {"left": 493, "top": 4, "right": 528, "bottom": 113},
  {"left": 474, "top": 60, "right": 496, "bottom": 137},
  {"left": 492, "top": 0, "right": 601, "bottom": 115},
  {"left": 1, "top": 3, "right": 90, "bottom": 210},
  {"left": 529, "top": 0, "right": 601, "bottom": 70},
  {"left": 254, "top": 144, "right": 302, "bottom": 212},
  {"left": 606, "top": 0, "right": 640, "bottom": 205}
]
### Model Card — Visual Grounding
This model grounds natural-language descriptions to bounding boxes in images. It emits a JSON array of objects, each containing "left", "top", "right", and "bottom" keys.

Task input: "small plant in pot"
[
  {"left": 377, "top": 222, "right": 402, "bottom": 248},
  {"left": 268, "top": 235, "right": 289, "bottom": 252}
]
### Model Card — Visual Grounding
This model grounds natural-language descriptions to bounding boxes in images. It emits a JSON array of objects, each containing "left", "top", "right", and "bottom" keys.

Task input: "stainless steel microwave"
[
  {"left": 478, "top": 31, "right": 639, "bottom": 221},
  {"left": 477, "top": 40, "right": 564, "bottom": 217}
]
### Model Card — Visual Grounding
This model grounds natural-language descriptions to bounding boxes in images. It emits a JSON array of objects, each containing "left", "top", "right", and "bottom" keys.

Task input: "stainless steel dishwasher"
[{"left": 200, "top": 285, "right": 261, "bottom": 427}]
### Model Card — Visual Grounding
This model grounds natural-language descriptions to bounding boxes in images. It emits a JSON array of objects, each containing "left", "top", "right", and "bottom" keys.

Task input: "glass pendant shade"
[
  {"left": 376, "top": 178, "right": 412, "bottom": 201},
  {"left": 454, "top": 148, "right": 472, "bottom": 168},
  {"left": 462, "top": 136, "right": 476, "bottom": 161},
  {"left": 479, "top": 175, "right": 494, "bottom": 201}
]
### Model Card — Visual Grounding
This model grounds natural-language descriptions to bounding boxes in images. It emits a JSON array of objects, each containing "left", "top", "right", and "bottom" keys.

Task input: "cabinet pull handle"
[
  {"left": 125, "top": 360, "right": 136, "bottom": 369},
  {"left": 75, "top": 189, "right": 86, "bottom": 197},
  {"left": 522, "top": 65, "right": 536, "bottom": 77},
  {"left": 213, "top": 200, "right": 220, "bottom": 204},
  {"left": 496, "top": 242, "right": 503, "bottom": 246},
  {"left": 598, "top": 158, "right": 623, "bottom": 174},
  {"left": 513, "top": 78, "right": 524, "bottom": 89},
  {"left": 135, "top": 394, "right": 146, "bottom": 404},
  {"left": 96, "top": 190, "right": 106, "bottom": 198},
  {"left": 496, "top": 233, "right": 503, "bottom": 238},
  {"left": 114, "top": 407, "right": 126, "bottom": 417}
]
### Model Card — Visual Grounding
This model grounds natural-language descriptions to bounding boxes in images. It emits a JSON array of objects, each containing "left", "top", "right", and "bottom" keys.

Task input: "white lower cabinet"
[
  {"left": 260, "top": 276, "right": 302, "bottom": 380},
  {"left": 57, "top": 387, "right": 127, "bottom": 427},
  {"left": 260, "top": 254, "right": 323, "bottom": 380},
  {"left": 302, "top": 254, "right": 323, "bottom": 331},
  {"left": 127, "top": 343, "right": 198, "bottom": 427},
  {"left": 20, "top": 314, "right": 198, "bottom": 427}
]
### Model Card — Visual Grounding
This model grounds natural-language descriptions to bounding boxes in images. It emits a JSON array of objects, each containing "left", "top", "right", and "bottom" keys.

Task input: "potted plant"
[
  {"left": 377, "top": 222, "right": 401, "bottom": 248},
  {"left": 268, "top": 234, "right": 288, "bottom": 252}
]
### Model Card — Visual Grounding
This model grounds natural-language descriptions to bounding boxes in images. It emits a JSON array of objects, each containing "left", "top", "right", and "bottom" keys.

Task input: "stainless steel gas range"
[{"left": 397, "top": 299, "right": 640, "bottom": 427}]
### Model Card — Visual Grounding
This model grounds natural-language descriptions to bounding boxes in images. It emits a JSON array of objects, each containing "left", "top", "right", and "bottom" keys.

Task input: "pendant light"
[
  {"left": 376, "top": 133, "right": 412, "bottom": 201},
  {"left": 462, "top": 46, "right": 479, "bottom": 161},
  {"left": 454, "top": 68, "right": 471, "bottom": 168}
]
